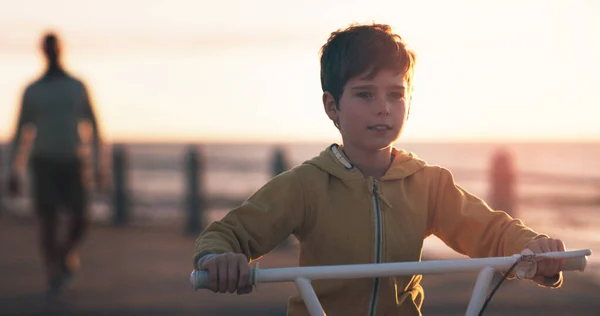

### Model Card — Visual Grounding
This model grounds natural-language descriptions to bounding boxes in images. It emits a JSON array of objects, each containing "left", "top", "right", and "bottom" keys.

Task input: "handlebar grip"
[
  {"left": 190, "top": 270, "right": 210, "bottom": 290},
  {"left": 190, "top": 268, "right": 258, "bottom": 290},
  {"left": 563, "top": 255, "right": 587, "bottom": 272}
]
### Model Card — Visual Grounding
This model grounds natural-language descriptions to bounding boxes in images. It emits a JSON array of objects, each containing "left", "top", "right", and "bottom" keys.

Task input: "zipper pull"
[
  {"left": 373, "top": 180, "right": 392, "bottom": 208},
  {"left": 366, "top": 177, "right": 375, "bottom": 196}
]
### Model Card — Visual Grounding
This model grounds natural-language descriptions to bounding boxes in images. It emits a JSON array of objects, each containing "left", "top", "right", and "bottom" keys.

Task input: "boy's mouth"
[{"left": 367, "top": 124, "right": 392, "bottom": 131}]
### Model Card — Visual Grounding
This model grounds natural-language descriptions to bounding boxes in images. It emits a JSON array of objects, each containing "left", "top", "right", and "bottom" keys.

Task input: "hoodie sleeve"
[
  {"left": 193, "top": 168, "right": 307, "bottom": 268},
  {"left": 428, "top": 167, "right": 562, "bottom": 287}
]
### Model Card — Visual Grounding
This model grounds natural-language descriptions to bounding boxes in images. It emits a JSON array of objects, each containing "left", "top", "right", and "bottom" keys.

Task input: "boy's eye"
[
  {"left": 356, "top": 92, "right": 373, "bottom": 99},
  {"left": 390, "top": 92, "right": 405, "bottom": 100}
]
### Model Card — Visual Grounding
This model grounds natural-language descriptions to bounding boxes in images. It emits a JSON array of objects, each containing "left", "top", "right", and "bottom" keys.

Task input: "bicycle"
[{"left": 190, "top": 248, "right": 592, "bottom": 316}]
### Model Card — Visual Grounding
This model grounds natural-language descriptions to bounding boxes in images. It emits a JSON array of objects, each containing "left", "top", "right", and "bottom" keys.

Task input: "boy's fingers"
[
  {"left": 227, "top": 258, "right": 238, "bottom": 294},
  {"left": 238, "top": 259, "right": 250, "bottom": 290},
  {"left": 557, "top": 239, "right": 566, "bottom": 252},
  {"left": 536, "top": 260, "right": 548, "bottom": 277},
  {"left": 204, "top": 261, "right": 219, "bottom": 293},
  {"left": 209, "top": 268, "right": 219, "bottom": 293},
  {"left": 540, "top": 243, "right": 553, "bottom": 276},
  {"left": 538, "top": 241, "right": 562, "bottom": 276},
  {"left": 540, "top": 242, "right": 552, "bottom": 254},
  {"left": 548, "top": 239, "right": 559, "bottom": 252},
  {"left": 552, "top": 239, "right": 567, "bottom": 270},
  {"left": 527, "top": 242, "right": 541, "bottom": 253},
  {"left": 544, "top": 258, "right": 559, "bottom": 277},
  {"left": 550, "top": 239, "right": 561, "bottom": 274},
  {"left": 201, "top": 257, "right": 216, "bottom": 270},
  {"left": 217, "top": 258, "right": 229, "bottom": 293},
  {"left": 237, "top": 284, "right": 253, "bottom": 295},
  {"left": 559, "top": 241, "right": 567, "bottom": 268}
]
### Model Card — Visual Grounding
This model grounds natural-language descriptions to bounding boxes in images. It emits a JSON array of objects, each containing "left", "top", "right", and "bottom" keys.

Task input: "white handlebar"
[
  {"left": 564, "top": 255, "right": 587, "bottom": 272},
  {"left": 190, "top": 249, "right": 592, "bottom": 291}
]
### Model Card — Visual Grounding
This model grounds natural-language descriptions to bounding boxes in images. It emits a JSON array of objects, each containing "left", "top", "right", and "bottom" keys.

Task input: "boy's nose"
[{"left": 374, "top": 101, "right": 391, "bottom": 116}]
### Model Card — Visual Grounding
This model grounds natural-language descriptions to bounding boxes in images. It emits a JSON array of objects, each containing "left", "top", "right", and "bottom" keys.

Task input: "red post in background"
[{"left": 489, "top": 148, "right": 518, "bottom": 218}]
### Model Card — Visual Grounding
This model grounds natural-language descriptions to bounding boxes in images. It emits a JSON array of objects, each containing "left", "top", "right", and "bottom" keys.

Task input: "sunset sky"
[{"left": 1, "top": 0, "right": 598, "bottom": 143}]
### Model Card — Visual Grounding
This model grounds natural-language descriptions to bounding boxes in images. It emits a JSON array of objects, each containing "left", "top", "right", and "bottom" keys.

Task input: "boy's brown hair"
[{"left": 319, "top": 23, "right": 417, "bottom": 107}]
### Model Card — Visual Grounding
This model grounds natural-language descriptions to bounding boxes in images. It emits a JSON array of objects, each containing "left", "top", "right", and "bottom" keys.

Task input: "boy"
[{"left": 193, "top": 23, "right": 565, "bottom": 316}]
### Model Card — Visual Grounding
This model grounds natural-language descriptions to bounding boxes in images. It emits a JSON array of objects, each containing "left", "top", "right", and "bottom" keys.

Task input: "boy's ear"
[{"left": 322, "top": 92, "right": 338, "bottom": 121}]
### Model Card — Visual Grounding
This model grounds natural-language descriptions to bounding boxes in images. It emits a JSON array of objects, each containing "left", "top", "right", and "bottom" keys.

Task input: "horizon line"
[{"left": 1, "top": 137, "right": 599, "bottom": 146}]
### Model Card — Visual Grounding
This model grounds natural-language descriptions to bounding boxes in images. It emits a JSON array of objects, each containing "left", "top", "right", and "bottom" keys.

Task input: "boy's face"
[{"left": 323, "top": 69, "right": 410, "bottom": 152}]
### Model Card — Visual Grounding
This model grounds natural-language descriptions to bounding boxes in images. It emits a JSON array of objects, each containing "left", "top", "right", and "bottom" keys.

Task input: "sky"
[{"left": 0, "top": 0, "right": 599, "bottom": 143}]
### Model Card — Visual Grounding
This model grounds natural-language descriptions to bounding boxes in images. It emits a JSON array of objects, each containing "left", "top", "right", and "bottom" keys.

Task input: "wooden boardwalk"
[{"left": 1, "top": 214, "right": 598, "bottom": 316}]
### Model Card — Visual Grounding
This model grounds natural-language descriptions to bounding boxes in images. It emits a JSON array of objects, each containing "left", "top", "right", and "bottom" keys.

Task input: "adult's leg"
[
  {"left": 57, "top": 158, "right": 88, "bottom": 274},
  {"left": 31, "top": 157, "right": 62, "bottom": 288}
]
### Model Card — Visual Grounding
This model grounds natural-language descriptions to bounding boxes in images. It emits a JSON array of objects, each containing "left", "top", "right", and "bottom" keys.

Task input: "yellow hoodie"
[{"left": 194, "top": 144, "right": 561, "bottom": 316}]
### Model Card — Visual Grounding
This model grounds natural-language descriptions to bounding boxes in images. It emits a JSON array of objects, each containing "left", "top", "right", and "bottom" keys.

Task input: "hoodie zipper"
[{"left": 368, "top": 179, "right": 383, "bottom": 316}]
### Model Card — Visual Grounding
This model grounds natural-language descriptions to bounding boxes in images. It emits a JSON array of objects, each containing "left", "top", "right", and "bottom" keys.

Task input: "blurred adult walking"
[{"left": 5, "top": 32, "right": 107, "bottom": 297}]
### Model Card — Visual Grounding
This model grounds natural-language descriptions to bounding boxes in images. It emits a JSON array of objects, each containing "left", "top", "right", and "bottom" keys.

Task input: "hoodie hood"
[{"left": 303, "top": 144, "right": 427, "bottom": 181}]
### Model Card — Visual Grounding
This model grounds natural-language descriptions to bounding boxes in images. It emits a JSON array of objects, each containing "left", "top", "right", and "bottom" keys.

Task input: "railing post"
[
  {"left": 112, "top": 143, "right": 129, "bottom": 226},
  {"left": 489, "top": 148, "right": 517, "bottom": 218},
  {"left": 184, "top": 145, "right": 206, "bottom": 235},
  {"left": 271, "top": 146, "right": 290, "bottom": 177}
]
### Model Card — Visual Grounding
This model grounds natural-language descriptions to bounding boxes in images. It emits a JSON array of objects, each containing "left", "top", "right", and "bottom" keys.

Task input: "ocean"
[{"left": 1, "top": 141, "right": 599, "bottom": 270}]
